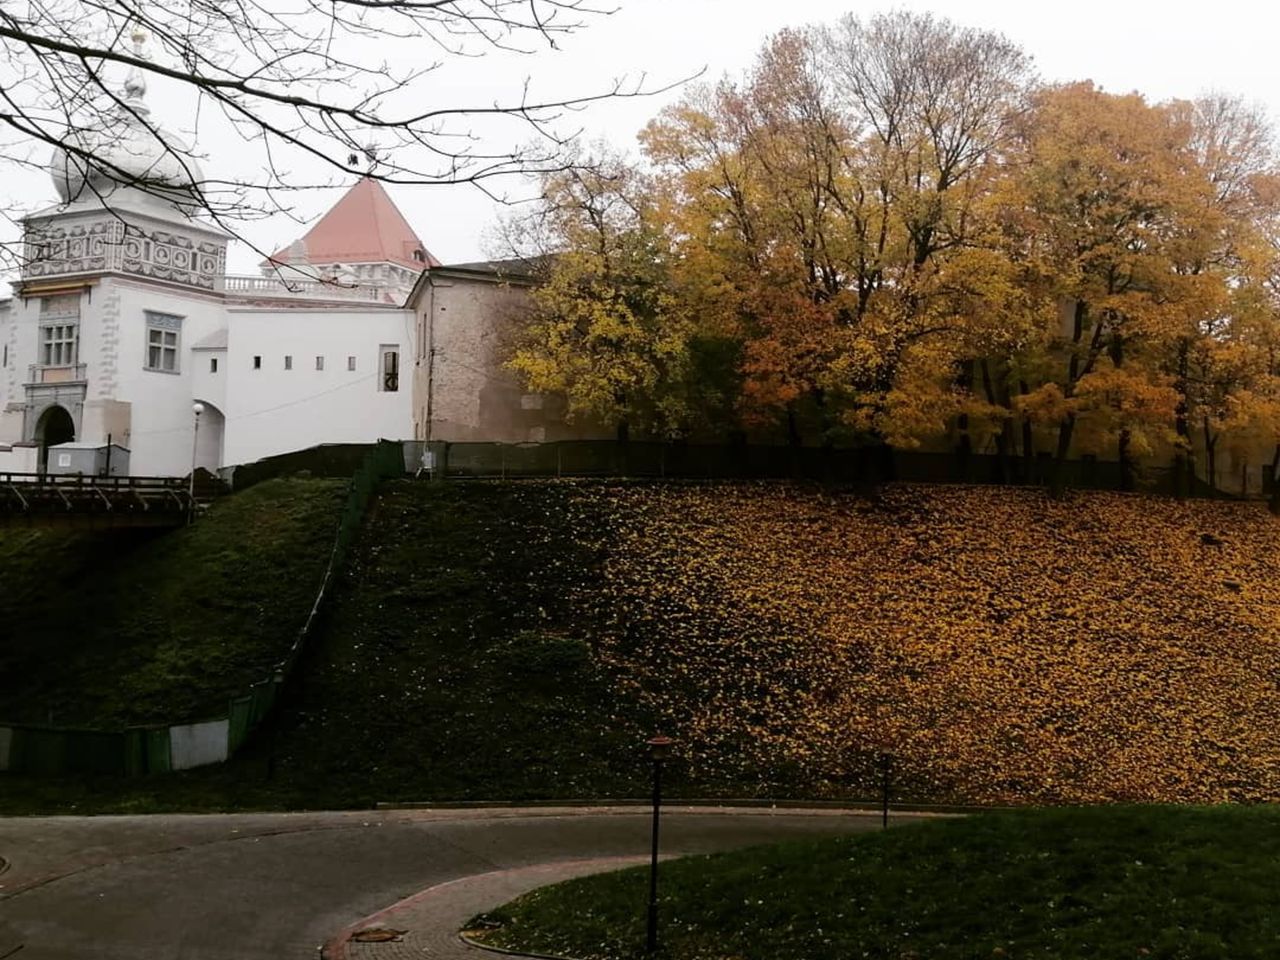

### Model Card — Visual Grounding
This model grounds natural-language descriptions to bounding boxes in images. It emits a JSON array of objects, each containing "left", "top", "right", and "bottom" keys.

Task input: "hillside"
[
  {"left": 0, "top": 478, "right": 348, "bottom": 727},
  {"left": 266, "top": 480, "right": 1280, "bottom": 807}
]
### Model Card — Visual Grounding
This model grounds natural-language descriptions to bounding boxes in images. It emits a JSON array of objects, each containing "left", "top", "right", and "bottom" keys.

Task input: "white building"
[{"left": 0, "top": 56, "right": 434, "bottom": 478}]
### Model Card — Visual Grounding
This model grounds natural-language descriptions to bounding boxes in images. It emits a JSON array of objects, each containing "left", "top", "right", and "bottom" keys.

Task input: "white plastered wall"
[
  {"left": 99, "top": 277, "right": 228, "bottom": 476},
  {"left": 221, "top": 305, "right": 416, "bottom": 465}
]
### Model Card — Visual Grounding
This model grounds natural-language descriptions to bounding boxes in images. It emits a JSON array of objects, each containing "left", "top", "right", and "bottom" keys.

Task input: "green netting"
[{"left": 3, "top": 442, "right": 404, "bottom": 776}]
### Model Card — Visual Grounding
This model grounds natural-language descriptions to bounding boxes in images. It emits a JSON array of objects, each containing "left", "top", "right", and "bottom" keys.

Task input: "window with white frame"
[
  {"left": 144, "top": 312, "right": 182, "bottom": 373},
  {"left": 284, "top": 354, "right": 293, "bottom": 371},
  {"left": 39, "top": 293, "right": 80, "bottom": 368},
  {"left": 41, "top": 323, "right": 78, "bottom": 366},
  {"left": 315, "top": 355, "right": 324, "bottom": 371},
  {"left": 347, "top": 355, "right": 356, "bottom": 371}
]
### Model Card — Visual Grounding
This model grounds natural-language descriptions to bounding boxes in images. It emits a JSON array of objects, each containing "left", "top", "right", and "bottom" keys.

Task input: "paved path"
[
  {"left": 0, "top": 806, "right": 894, "bottom": 960},
  {"left": 333, "top": 857, "right": 658, "bottom": 960}
]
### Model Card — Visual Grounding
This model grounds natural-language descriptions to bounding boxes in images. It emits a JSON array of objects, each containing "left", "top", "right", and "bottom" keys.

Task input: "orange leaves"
[{"left": 560, "top": 481, "right": 1280, "bottom": 805}]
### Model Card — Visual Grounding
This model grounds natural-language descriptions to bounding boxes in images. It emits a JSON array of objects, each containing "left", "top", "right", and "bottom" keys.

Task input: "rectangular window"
[
  {"left": 284, "top": 355, "right": 293, "bottom": 371},
  {"left": 347, "top": 355, "right": 356, "bottom": 372},
  {"left": 253, "top": 355, "right": 262, "bottom": 369},
  {"left": 210, "top": 357, "right": 218, "bottom": 373},
  {"left": 41, "top": 323, "right": 78, "bottom": 366},
  {"left": 379, "top": 345, "right": 399, "bottom": 392},
  {"left": 143, "top": 311, "right": 182, "bottom": 373},
  {"left": 315, "top": 355, "right": 324, "bottom": 371},
  {"left": 147, "top": 328, "right": 178, "bottom": 372}
]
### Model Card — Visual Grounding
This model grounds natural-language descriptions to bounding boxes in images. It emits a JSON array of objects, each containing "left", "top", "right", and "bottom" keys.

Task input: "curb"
[
  {"left": 322, "top": 857, "right": 653, "bottom": 960},
  {"left": 460, "top": 930, "right": 580, "bottom": 960},
  {"left": 375, "top": 798, "right": 1000, "bottom": 815}
]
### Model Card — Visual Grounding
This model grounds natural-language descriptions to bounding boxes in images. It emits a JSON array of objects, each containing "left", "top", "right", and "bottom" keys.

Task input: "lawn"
[
  {"left": 270, "top": 480, "right": 1280, "bottom": 807},
  {"left": 0, "top": 477, "right": 348, "bottom": 727},
  {"left": 470, "top": 805, "right": 1280, "bottom": 960},
  {"left": 6, "top": 478, "right": 1280, "bottom": 813}
]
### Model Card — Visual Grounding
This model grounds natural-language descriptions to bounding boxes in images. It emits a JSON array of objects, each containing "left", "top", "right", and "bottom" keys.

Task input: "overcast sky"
[{"left": 6, "top": 1, "right": 1279, "bottom": 274}]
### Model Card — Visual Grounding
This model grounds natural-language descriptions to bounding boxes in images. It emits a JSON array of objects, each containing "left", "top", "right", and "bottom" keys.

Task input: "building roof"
[
  {"left": 190, "top": 329, "right": 229, "bottom": 350},
  {"left": 264, "top": 178, "right": 440, "bottom": 272},
  {"left": 435, "top": 257, "right": 545, "bottom": 280}
]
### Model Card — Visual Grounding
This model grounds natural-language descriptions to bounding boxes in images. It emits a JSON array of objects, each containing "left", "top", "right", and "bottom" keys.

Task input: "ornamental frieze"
[{"left": 22, "top": 218, "right": 225, "bottom": 289}]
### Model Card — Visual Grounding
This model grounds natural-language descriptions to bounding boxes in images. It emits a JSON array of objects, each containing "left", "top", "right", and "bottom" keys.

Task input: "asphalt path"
[{"left": 0, "top": 806, "right": 891, "bottom": 960}]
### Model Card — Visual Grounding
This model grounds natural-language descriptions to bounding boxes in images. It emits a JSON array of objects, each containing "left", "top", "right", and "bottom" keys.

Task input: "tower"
[
  {"left": 0, "top": 30, "right": 230, "bottom": 474},
  {"left": 261, "top": 177, "right": 438, "bottom": 304}
]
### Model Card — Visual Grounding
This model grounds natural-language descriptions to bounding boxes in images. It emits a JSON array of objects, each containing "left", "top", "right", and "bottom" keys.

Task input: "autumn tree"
[
  {"left": 504, "top": 151, "right": 734, "bottom": 439},
  {"left": 995, "top": 84, "right": 1215, "bottom": 489},
  {"left": 640, "top": 12, "right": 1032, "bottom": 450},
  {"left": 1171, "top": 95, "right": 1280, "bottom": 494},
  {"left": 991, "top": 84, "right": 1280, "bottom": 493}
]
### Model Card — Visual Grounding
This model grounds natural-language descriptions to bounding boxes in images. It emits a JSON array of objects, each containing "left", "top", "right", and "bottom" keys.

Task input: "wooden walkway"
[{"left": 0, "top": 472, "right": 225, "bottom": 527}]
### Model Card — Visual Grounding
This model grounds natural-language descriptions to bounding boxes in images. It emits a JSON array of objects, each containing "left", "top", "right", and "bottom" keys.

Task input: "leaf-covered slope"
[
  {"left": 279, "top": 480, "right": 1280, "bottom": 805},
  {"left": 0, "top": 478, "right": 347, "bottom": 727}
]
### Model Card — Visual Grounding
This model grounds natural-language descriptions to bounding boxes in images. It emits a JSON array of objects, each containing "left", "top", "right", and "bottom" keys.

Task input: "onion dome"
[{"left": 49, "top": 29, "right": 203, "bottom": 210}]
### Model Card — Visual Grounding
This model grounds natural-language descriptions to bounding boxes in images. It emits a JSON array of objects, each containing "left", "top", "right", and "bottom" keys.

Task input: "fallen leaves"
[{"left": 554, "top": 481, "right": 1280, "bottom": 804}]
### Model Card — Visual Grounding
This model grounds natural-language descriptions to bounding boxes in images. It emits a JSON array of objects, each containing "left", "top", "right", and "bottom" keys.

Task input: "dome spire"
[{"left": 121, "top": 27, "right": 150, "bottom": 118}]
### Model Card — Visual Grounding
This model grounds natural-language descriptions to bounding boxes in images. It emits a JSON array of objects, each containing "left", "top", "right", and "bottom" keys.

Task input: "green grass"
[
  {"left": 261, "top": 480, "right": 656, "bottom": 807},
  {"left": 471, "top": 806, "right": 1280, "bottom": 960},
  {"left": 0, "top": 478, "right": 347, "bottom": 727},
  {"left": 7, "top": 477, "right": 1280, "bottom": 816}
]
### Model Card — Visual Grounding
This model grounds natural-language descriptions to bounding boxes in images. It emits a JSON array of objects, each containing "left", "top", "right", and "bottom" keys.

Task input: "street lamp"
[
  {"left": 188, "top": 402, "right": 204, "bottom": 524},
  {"left": 645, "top": 734, "right": 674, "bottom": 955}
]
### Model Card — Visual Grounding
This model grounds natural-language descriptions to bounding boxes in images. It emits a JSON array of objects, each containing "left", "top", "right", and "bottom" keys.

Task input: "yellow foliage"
[{"left": 563, "top": 482, "right": 1280, "bottom": 804}]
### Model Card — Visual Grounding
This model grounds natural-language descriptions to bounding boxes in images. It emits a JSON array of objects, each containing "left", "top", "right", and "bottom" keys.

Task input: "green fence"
[
  {"left": 0, "top": 441, "right": 405, "bottom": 776},
  {"left": 406, "top": 439, "right": 1253, "bottom": 498}
]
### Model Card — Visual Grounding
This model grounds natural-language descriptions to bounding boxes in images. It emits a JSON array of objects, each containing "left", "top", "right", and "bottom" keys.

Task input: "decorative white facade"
[
  {"left": 0, "top": 204, "right": 419, "bottom": 477},
  {"left": 0, "top": 46, "right": 425, "bottom": 477},
  {"left": 0, "top": 34, "right": 589, "bottom": 479}
]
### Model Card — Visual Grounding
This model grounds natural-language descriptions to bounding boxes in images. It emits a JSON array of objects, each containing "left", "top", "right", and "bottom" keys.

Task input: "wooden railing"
[{"left": 0, "top": 472, "right": 224, "bottom": 526}]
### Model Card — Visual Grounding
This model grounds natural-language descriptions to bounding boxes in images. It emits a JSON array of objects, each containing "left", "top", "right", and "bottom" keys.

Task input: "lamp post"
[
  {"left": 645, "top": 734, "right": 674, "bottom": 955},
  {"left": 189, "top": 402, "right": 204, "bottom": 524}
]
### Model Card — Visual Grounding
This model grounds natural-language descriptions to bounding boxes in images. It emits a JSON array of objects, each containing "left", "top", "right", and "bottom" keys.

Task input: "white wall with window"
[
  {"left": 37, "top": 294, "right": 81, "bottom": 370},
  {"left": 103, "top": 278, "right": 227, "bottom": 476},
  {"left": 144, "top": 312, "right": 182, "bottom": 373},
  {"left": 220, "top": 305, "right": 415, "bottom": 465}
]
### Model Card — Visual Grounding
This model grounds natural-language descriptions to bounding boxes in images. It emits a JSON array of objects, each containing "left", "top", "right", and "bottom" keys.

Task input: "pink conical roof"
[{"left": 265, "top": 178, "right": 440, "bottom": 271}]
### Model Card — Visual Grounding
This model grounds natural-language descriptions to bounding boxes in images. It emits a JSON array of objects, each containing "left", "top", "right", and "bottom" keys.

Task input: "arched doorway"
[
  {"left": 192, "top": 400, "right": 226, "bottom": 473},
  {"left": 36, "top": 404, "right": 75, "bottom": 472}
]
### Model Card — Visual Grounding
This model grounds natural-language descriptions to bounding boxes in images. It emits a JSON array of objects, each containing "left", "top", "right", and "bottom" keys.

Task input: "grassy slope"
[
  {"left": 268, "top": 481, "right": 654, "bottom": 807},
  {"left": 6, "top": 478, "right": 1280, "bottom": 815},
  {"left": 472, "top": 806, "right": 1280, "bottom": 960},
  {"left": 0, "top": 478, "right": 347, "bottom": 727},
  {"left": 269, "top": 480, "right": 1280, "bottom": 807}
]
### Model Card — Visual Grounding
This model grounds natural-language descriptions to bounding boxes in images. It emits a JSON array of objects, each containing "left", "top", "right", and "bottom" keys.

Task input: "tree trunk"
[
  {"left": 1111, "top": 330, "right": 1132, "bottom": 491},
  {"left": 786, "top": 404, "right": 801, "bottom": 448},
  {"left": 980, "top": 359, "right": 1011, "bottom": 484},
  {"left": 1203, "top": 415, "right": 1217, "bottom": 494},
  {"left": 1267, "top": 445, "right": 1280, "bottom": 514},
  {"left": 1173, "top": 340, "right": 1191, "bottom": 498},
  {"left": 1051, "top": 414, "right": 1076, "bottom": 497},
  {"left": 1050, "top": 300, "right": 1089, "bottom": 495},
  {"left": 955, "top": 359, "right": 974, "bottom": 480},
  {"left": 1019, "top": 379, "right": 1034, "bottom": 485},
  {"left": 1118, "top": 429, "right": 1133, "bottom": 492}
]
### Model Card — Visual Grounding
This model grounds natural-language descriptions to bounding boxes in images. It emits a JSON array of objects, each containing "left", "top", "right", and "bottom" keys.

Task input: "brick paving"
[{"left": 330, "top": 857, "right": 653, "bottom": 960}]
